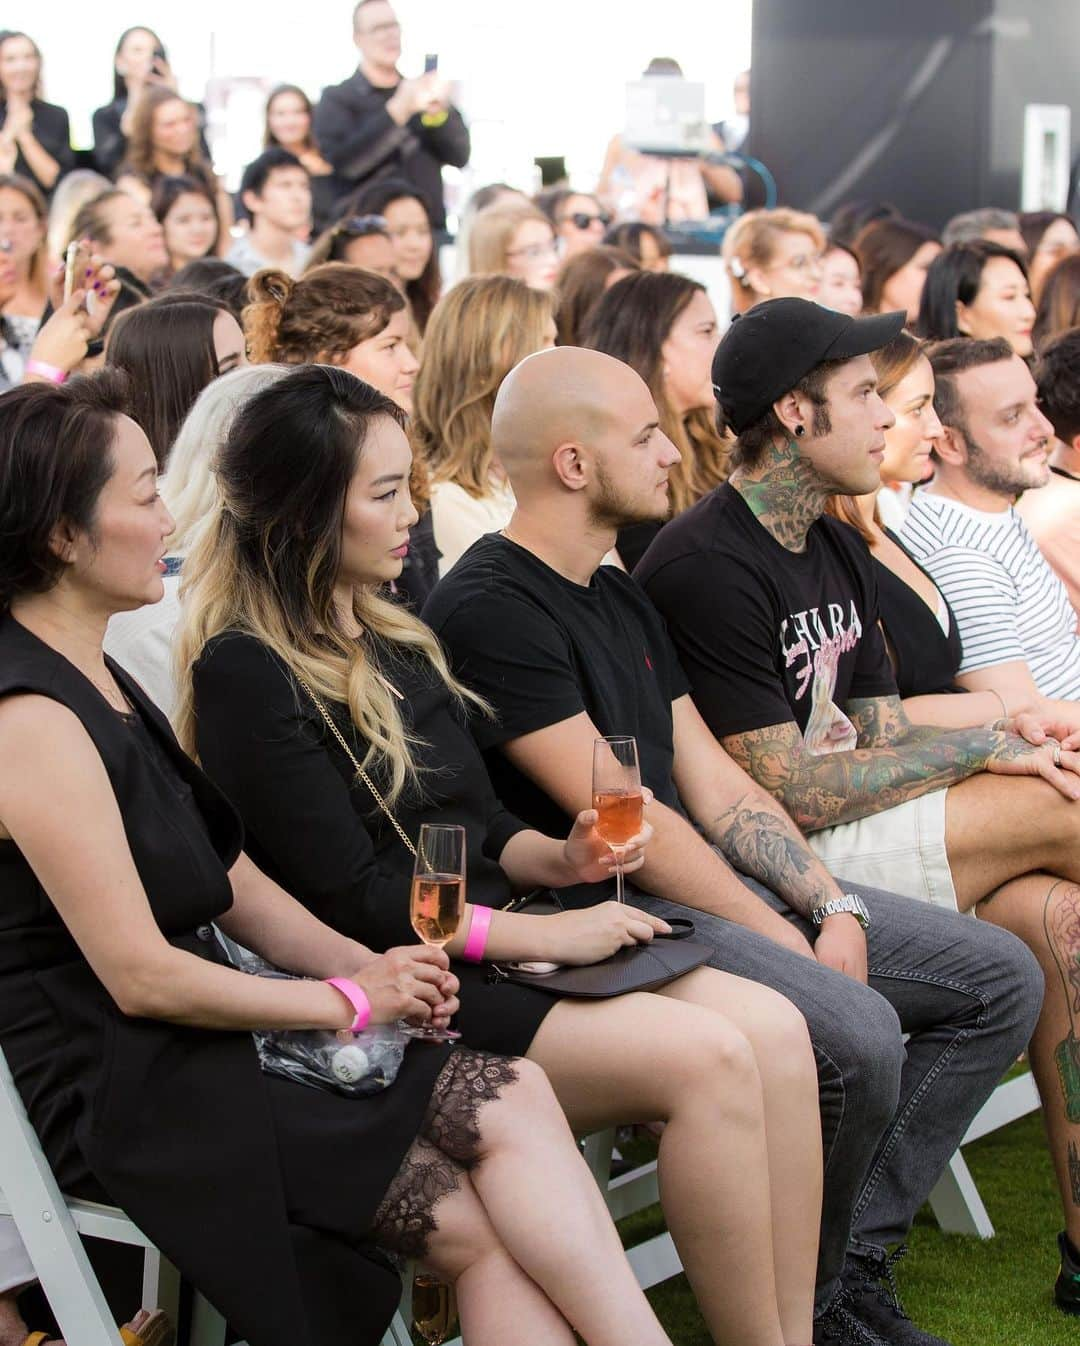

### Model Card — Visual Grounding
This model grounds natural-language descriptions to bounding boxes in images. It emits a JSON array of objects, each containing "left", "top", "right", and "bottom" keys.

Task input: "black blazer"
[
  {"left": 0, "top": 614, "right": 432, "bottom": 1346},
  {"left": 313, "top": 69, "right": 469, "bottom": 228},
  {"left": 0, "top": 98, "right": 74, "bottom": 195}
]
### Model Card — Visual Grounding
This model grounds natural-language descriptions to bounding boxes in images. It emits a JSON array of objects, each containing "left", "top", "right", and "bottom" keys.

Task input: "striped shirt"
[{"left": 900, "top": 491, "right": 1080, "bottom": 698}]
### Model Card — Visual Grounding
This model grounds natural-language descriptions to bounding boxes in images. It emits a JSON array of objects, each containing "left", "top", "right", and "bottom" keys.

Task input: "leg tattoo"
[
  {"left": 1070, "top": 1142, "right": 1080, "bottom": 1206},
  {"left": 1045, "top": 883, "right": 1080, "bottom": 1128}
]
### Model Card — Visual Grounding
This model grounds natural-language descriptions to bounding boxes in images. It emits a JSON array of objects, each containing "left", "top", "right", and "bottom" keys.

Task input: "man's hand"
[{"left": 814, "top": 914, "right": 868, "bottom": 983}]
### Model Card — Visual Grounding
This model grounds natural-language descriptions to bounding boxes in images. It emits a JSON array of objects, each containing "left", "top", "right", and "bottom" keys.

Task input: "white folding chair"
[{"left": 0, "top": 1045, "right": 227, "bottom": 1346}]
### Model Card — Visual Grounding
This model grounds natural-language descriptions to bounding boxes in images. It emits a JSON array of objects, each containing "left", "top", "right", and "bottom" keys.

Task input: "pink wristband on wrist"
[
  {"left": 25, "top": 360, "right": 67, "bottom": 385},
  {"left": 461, "top": 905, "right": 493, "bottom": 963},
  {"left": 324, "top": 977, "right": 372, "bottom": 1033}
]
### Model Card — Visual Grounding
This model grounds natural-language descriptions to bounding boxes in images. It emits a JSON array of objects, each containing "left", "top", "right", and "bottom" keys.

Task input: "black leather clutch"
[{"left": 485, "top": 892, "right": 712, "bottom": 998}]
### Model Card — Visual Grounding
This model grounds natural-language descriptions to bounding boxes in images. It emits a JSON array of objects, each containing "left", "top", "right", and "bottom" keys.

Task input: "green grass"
[{"left": 628, "top": 1111, "right": 1069, "bottom": 1346}]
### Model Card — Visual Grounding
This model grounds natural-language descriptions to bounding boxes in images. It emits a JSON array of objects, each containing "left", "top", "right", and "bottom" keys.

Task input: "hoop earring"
[{"left": 794, "top": 424, "right": 806, "bottom": 437}]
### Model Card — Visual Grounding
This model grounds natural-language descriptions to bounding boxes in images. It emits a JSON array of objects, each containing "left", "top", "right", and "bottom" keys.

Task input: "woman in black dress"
[
  {"left": 0, "top": 374, "right": 674, "bottom": 1346},
  {"left": 0, "top": 32, "right": 74, "bottom": 198},
  {"left": 174, "top": 363, "right": 826, "bottom": 1346}
]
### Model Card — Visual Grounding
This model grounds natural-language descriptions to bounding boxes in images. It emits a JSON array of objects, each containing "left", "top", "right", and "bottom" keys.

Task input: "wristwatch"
[{"left": 811, "top": 893, "right": 871, "bottom": 930}]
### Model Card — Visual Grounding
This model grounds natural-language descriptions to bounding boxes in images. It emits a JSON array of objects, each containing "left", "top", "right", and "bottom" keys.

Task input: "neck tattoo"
[{"left": 729, "top": 438, "right": 830, "bottom": 552}]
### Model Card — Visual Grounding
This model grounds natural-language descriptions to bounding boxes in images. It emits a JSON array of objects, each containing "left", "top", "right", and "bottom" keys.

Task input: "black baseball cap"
[{"left": 712, "top": 298, "right": 906, "bottom": 434}]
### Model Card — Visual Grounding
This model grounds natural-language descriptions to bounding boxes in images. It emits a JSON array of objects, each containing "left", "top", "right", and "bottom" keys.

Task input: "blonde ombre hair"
[
  {"left": 411, "top": 276, "right": 557, "bottom": 499},
  {"left": 467, "top": 202, "right": 554, "bottom": 277},
  {"left": 174, "top": 364, "right": 485, "bottom": 804}
]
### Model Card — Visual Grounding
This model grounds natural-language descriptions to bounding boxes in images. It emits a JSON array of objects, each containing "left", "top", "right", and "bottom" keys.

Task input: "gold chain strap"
[{"left": 296, "top": 675, "right": 418, "bottom": 859}]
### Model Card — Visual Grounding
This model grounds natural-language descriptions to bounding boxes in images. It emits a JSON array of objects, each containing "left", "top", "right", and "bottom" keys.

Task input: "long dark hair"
[
  {"left": 151, "top": 173, "right": 222, "bottom": 261},
  {"left": 0, "top": 372, "right": 130, "bottom": 613},
  {"left": 585, "top": 270, "right": 729, "bottom": 514},
  {"left": 122, "top": 85, "right": 213, "bottom": 188},
  {"left": 917, "top": 240, "right": 1029, "bottom": 341},
  {"left": 555, "top": 245, "right": 638, "bottom": 346},
  {"left": 1033, "top": 252, "right": 1080, "bottom": 351},
  {"left": 112, "top": 26, "right": 167, "bottom": 102},
  {"left": 106, "top": 293, "right": 231, "bottom": 469},
  {"left": 853, "top": 217, "right": 939, "bottom": 313},
  {"left": 345, "top": 178, "right": 441, "bottom": 333}
]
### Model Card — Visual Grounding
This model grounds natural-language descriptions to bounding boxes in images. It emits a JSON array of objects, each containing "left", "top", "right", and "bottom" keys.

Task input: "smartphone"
[
  {"left": 63, "top": 241, "right": 80, "bottom": 302},
  {"left": 424, "top": 53, "right": 439, "bottom": 74}
]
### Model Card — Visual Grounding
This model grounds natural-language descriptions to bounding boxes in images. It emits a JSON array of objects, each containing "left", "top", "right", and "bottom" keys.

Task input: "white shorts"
[{"left": 806, "top": 788, "right": 959, "bottom": 912}]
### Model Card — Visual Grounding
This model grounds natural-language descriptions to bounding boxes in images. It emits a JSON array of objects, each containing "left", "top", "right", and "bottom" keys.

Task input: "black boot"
[
  {"left": 1055, "top": 1230, "right": 1080, "bottom": 1314},
  {"left": 843, "top": 1247, "right": 954, "bottom": 1346}
]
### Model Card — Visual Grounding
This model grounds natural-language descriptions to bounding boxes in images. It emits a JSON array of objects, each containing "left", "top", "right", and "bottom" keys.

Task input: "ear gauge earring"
[{"left": 794, "top": 424, "right": 806, "bottom": 437}]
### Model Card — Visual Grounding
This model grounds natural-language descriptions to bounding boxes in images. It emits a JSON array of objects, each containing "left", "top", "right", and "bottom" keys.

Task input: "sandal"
[{"left": 21, "top": 1308, "right": 174, "bottom": 1346}]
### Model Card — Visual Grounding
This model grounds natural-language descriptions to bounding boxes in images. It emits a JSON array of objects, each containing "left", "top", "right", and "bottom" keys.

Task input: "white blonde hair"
[{"left": 161, "top": 364, "right": 292, "bottom": 555}]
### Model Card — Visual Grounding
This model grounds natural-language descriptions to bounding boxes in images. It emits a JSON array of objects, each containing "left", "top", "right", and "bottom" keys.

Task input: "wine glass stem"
[{"left": 612, "top": 846, "right": 625, "bottom": 903}]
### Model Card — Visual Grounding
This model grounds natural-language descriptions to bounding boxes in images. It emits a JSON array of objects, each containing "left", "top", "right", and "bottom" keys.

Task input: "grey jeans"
[{"left": 624, "top": 869, "right": 1042, "bottom": 1311}]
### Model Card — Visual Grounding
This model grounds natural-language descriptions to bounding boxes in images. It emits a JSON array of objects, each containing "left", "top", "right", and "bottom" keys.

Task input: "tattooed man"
[
  {"left": 639, "top": 297, "right": 1080, "bottom": 1319},
  {"left": 425, "top": 341, "right": 1042, "bottom": 1346}
]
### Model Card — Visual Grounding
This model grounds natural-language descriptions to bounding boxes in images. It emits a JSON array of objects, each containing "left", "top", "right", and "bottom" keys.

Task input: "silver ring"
[{"left": 1054, "top": 744, "right": 1063, "bottom": 767}]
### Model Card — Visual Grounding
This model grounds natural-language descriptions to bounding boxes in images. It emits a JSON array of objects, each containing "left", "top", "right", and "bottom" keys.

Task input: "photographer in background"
[{"left": 314, "top": 0, "right": 469, "bottom": 231}]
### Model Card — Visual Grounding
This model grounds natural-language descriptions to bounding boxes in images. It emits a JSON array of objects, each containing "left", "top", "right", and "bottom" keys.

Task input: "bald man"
[{"left": 424, "top": 346, "right": 1034, "bottom": 1346}]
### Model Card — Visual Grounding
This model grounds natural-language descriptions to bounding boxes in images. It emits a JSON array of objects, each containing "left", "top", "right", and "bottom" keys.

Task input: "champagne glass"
[
  {"left": 591, "top": 736, "right": 643, "bottom": 904},
  {"left": 404, "top": 823, "right": 465, "bottom": 1042},
  {"left": 412, "top": 1271, "right": 458, "bottom": 1345}
]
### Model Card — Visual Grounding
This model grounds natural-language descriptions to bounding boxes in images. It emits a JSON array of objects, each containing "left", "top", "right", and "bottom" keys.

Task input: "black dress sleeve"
[
  {"left": 15, "top": 102, "right": 74, "bottom": 194},
  {"left": 92, "top": 101, "right": 127, "bottom": 177},
  {"left": 192, "top": 632, "right": 415, "bottom": 949}
]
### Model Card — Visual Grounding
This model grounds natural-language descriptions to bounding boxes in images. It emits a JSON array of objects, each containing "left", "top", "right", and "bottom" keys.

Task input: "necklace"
[{"left": 88, "top": 669, "right": 132, "bottom": 715}]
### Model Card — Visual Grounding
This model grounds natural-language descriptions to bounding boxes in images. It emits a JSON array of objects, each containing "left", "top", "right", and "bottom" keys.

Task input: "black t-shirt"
[
  {"left": 423, "top": 534, "right": 689, "bottom": 843},
  {"left": 635, "top": 483, "right": 897, "bottom": 749}
]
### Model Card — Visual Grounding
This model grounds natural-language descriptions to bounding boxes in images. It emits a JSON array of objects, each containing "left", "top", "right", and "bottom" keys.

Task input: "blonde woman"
[
  {"left": 174, "top": 362, "right": 824, "bottom": 1346},
  {"left": 104, "top": 364, "right": 290, "bottom": 718},
  {"left": 466, "top": 202, "right": 559, "bottom": 290},
  {"left": 722, "top": 207, "right": 827, "bottom": 314},
  {"left": 412, "top": 276, "right": 556, "bottom": 576}
]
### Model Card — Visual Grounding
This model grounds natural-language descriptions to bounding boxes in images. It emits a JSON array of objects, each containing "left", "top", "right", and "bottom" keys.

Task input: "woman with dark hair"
[
  {"left": 106, "top": 293, "right": 246, "bottom": 469},
  {"left": 535, "top": 186, "right": 611, "bottom": 261},
  {"left": 0, "top": 373, "right": 673, "bottom": 1346},
  {"left": 176, "top": 361, "right": 824, "bottom": 1346},
  {"left": 262, "top": 83, "right": 337, "bottom": 236},
  {"left": 347, "top": 177, "right": 440, "bottom": 333},
  {"left": 118, "top": 86, "right": 231, "bottom": 242},
  {"left": 0, "top": 31, "right": 73, "bottom": 198},
  {"left": 917, "top": 239, "right": 1035, "bottom": 356},
  {"left": 305, "top": 213, "right": 396, "bottom": 278},
  {"left": 853, "top": 217, "right": 941, "bottom": 322},
  {"left": 168, "top": 256, "right": 248, "bottom": 319},
  {"left": 554, "top": 244, "right": 637, "bottom": 346},
  {"left": 602, "top": 220, "right": 671, "bottom": 273},
  {"left": 0, "top": 173, "right": 49, "bottom": 355},
  {"left": 819, "top": 240, "right": 862, "bottom": 316},
  {"left": 92, "top": 26, "right": 179, "bottom": 178},
  {"left": 244, "top": 262, "right": 433, "bottom": 605},
  {"left": 827, "top": 198, "right": 899, "bottom": 250},
  {"left": 1019, "top": 210, "right": 1080, "bottom": 305},
  {"left": 151, "top": 173, "right": 220, "bottom": 274},
  {"left": 585, "top": 269, "right": 728, "bottom": 569},
  {"left": 1033, "top": 251, "right": 1080, "bottom": 351}
]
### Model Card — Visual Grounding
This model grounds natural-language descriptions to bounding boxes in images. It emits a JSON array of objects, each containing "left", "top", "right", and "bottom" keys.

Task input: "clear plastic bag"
[{"left": 221, "top": 936, "right": 409, "bottom": 1099}]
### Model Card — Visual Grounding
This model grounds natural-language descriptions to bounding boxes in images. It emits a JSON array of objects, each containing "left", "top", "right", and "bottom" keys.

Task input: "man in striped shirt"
[{"left": 901, "top": 337, "right": 1080, "bottom": 713}]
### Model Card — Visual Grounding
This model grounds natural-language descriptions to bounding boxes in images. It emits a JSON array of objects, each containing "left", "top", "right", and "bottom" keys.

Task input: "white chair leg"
[
  {"left": 189, "top": 1291, "right": 228, "bottom": 1346},
  {"left": 927, "top": 1151, "right": 995, "bottom": 1238},
  {"left": 140, "top": 1247, "right": 181, "bottom": 1323}
]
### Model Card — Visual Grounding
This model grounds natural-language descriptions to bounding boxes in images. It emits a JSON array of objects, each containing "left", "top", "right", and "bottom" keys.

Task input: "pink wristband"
[
  {"left": 462, "top": 905, "right": 493, "bottom": 963},
  {"left": 25, "top": 360, "right": 67, "bottom": 385},
  {"left": 324, "top": 977, "right": 372, "bottom": 1033}
]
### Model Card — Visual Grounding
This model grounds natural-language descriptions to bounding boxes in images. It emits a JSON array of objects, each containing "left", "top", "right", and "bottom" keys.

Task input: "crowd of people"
[{"left": 1, "top": 5, "right": 1080, "bottom": 1346}]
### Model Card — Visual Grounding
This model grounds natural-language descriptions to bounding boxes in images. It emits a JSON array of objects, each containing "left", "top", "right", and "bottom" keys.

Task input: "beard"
[
  {"left": 965, "top": 435, "right": 1049, "bottom": 498},
  {"left": 588, "top": 454, "right": 672, "bottom": 531}
]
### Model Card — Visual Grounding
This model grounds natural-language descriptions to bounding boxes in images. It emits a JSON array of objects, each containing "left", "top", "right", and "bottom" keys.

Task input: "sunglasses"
[
  {"left": 564, "top": 211, "right": 612, "bottom": 231},
  {"left": 333, "top": 214, "right": 390, "bottom": 238}
]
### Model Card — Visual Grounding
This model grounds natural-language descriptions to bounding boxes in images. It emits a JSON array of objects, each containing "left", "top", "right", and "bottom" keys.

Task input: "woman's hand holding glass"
[
  {"left": 561, "top": 786, "right": 654, "bottom": 886},
  {"left": 347, "top": 945, "right": 459, "bottom": 1026}
]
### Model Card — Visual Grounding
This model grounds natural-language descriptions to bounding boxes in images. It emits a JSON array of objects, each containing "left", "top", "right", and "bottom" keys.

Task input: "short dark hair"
[
  {"left": 1035, "top": 328, "right": 1080, "bottom": 445},
  {"left": 926, "top": 336, "right": 1014, "bottom": 441},
  {"left": 602, "top": 220, "right": 672, "bottom": 264},
  {"left": 0, "top": 372, "right": 130, "bottom": 613},
  {"left": 853, "top": 217, "right": 940, "bottom": 313},
  {"left": 240, "top": 147, "right": 307, "bottom": 200},
  {"left": 168, "top": 258, "right": 249, "bottom": 321},
  {"left": 106, "top": 294, "right": 232, "bottom": 470},
  {"left": 917, "top": 241, "right": 1028, "bottom": 341},
  {"left": 727, "top": 359, "right": 847, "bottom": 471}
]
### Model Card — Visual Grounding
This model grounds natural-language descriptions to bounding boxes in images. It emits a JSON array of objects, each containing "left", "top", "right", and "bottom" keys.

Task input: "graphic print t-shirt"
[{"left": 635, "top": 483, "right": 897, "bottom": 749}]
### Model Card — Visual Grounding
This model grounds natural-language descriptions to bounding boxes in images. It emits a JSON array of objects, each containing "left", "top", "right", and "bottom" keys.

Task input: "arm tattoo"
[
  {"left": 722, "top": 717, "right": 1005, "bottom": 832},
  {"left": 708, "top": 792, "right": 836, "bottom": 919},
  {"left": 1044, "top": 882, "right": 1080, "bottom": 1153}
]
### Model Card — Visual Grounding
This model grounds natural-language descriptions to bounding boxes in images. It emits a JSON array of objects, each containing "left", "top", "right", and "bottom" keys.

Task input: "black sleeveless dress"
[
  {"left": 191, "top": 630, "right": 558, "bottom": 1058},
  {"left": 0, "top": 614, "right": 450, "bottom": 1346}
]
